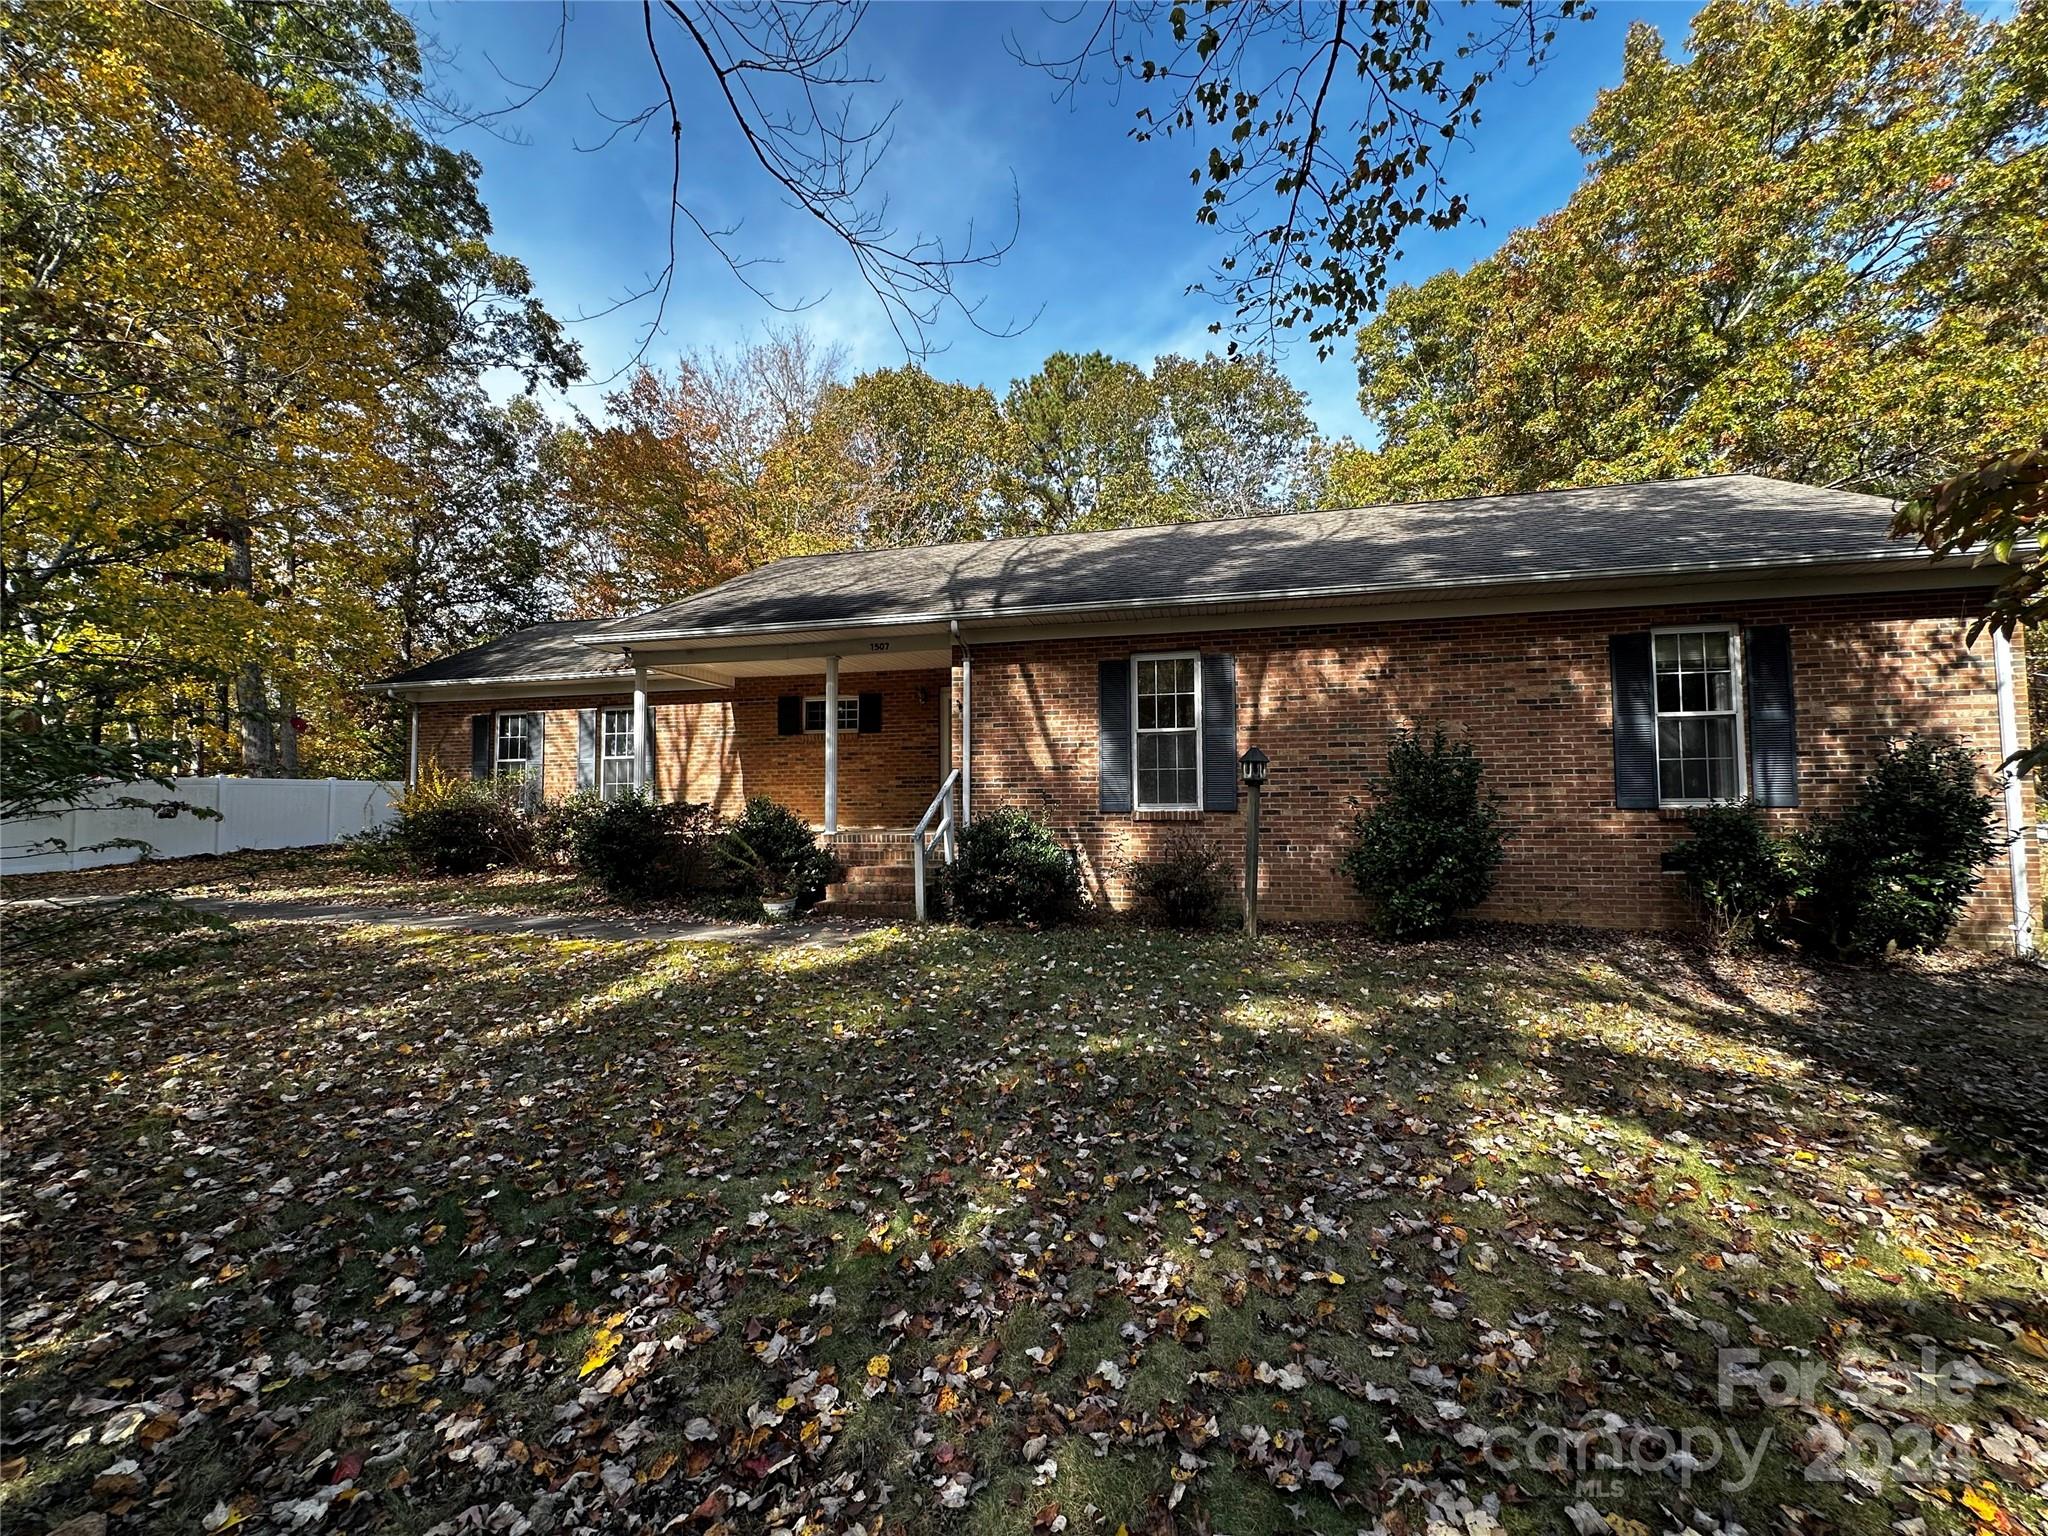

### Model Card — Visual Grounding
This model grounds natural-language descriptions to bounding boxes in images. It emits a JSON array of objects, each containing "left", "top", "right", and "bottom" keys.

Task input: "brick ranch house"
[{"left": 372, "top": 475, "right": 2036, "bottom": 949}]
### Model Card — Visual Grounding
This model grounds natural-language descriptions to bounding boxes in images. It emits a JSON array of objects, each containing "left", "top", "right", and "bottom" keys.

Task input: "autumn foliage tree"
[
  {"left": 1327, "top": 0, "right": 2048, "bottom": 505},
  {"left": 2, "top": 0, "right": 578, "bottom": 778}
]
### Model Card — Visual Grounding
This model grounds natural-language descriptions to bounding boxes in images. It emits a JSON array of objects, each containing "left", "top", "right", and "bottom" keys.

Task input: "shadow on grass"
[{"left": 5, "top": 919, "right": 2045, "bottom": 1536}]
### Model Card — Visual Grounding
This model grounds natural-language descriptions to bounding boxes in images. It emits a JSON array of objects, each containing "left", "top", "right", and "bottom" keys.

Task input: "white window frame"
[
  {"left": 1130, "top": 651, "right": 1203, "bottom": 812},
  {"left": 494, "top": 710, "right": 534, "bottom": 779},
  {"left": 1651, "top": 625, "right": 1748, "bottom": 808},
  {"left": 598, "top": 706, "right": 636, "bottom": 799},
  {"left": 803, "top": 695, "right": 862, "bottom": 735}
]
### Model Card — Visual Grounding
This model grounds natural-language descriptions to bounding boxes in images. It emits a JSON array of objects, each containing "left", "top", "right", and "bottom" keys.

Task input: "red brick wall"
[
  {"left": 962, "top": 589, "right": 2033, "bottom": 943},
  {"left": 416, "top": 668, "right": 949, "bottom": 828}
]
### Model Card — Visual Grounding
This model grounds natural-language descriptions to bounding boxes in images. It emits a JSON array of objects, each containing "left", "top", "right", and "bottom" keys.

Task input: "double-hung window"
[
  {"left": 494, "top": 712, "right": 533, "bottom": 781},
  {"left": 599, "top": 708, "right": 636, "bottom": 799},
  {"left": 1653, "top": 627, "right": 1745, "bottom": 805},
  {"left": 803, "top": 696, "right": 861, "bottom": 734},
  {"left": 1132, "top": 654, "right": 1200, "bottom": 811}
]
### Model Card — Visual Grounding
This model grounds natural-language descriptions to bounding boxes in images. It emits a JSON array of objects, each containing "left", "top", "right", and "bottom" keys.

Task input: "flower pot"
[{"left": 761, "top": 894, "right": 797, "bottom": 920}]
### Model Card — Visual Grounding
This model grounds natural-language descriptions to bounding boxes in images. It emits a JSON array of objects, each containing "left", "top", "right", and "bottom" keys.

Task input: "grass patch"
[{"left": 4, "top": 914, "right": 2045, "bottom": 1534}]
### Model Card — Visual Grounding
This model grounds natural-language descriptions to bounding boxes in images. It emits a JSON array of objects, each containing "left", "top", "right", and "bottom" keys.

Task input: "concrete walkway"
[{"left": 7, "top": 893, "right": 873, "bottom": 948}]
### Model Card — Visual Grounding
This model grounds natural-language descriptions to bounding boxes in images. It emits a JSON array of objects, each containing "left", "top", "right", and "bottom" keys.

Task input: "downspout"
[
  {"left": 951, "top": 620, "right": 972, "bottom": 825},
  {"left": 1992, "top": 629, "right": 2035, "bottom": 957}
]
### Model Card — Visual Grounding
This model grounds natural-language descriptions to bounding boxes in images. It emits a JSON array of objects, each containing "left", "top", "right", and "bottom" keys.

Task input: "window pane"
[
  {"left": 1680, "top": 671, "right": 1706, "bottom": 712},
  {"left": 804, "top": 699, "right": 825, "bottom": 732},
  {"left": 1653, "top": 634, "right": 1678, "bottom": 671},
  {"left": 1706, "top": 668, "right": 1733, "bottom": 711},
  {"left": 1680, "top": 631, "right": 1705, "bottom": 668},
  {"left": 1705, "top": 718, "right": 1738, "bottom": 798},
  {"left": 1656, "top": 673, "right": 1680, "bottom": 712},
  {"left": 497, "top": 715, "right": 530, "bottom": 763},
  {"left": 839, "top": 698, "right": 860, "bottom": 732},
  {"left": 1700, "top": 632, "right": 1731, "bottom": 670},
  {"left": 602, "top": 710, "right": 633, "bottom": 759}
]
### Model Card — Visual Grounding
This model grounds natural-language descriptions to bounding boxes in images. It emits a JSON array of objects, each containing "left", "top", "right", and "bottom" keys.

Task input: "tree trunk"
[
  {"left": 278, "top": 686, "right": 300, "bottom": 775},
  {"left": 235, "top": 662, "right": 273, "bottom": 772},
  {"left": 223, "top": 522, "right": 273, "bottom": 773}
]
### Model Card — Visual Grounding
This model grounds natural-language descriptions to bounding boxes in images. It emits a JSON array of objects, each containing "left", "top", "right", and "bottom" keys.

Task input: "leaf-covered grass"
[{"left": 4, "top": 914, "right": 2045, "bottom": 1535}]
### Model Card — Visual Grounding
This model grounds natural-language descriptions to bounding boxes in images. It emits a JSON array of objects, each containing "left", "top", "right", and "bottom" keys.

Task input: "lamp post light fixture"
[{"left": 1239, "top": 747, "right": 1269, "bottom": 939}]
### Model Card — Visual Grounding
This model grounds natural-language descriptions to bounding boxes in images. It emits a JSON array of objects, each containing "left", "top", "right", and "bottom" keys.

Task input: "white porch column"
[
  {"left": 1992, "top": 628, "right": 2034, "bottom": 957},
  {"left": 959, "top": 645, "right": 972, "bottom": 825},
  {"left": 406, "top": 703, "right": 419, "bottom": 788},
  {"left": 823, "top": 654, "right": 841, "bottom": 834},
  {"left": 632, "top": 668, "right": 650, "bottom": 794}
]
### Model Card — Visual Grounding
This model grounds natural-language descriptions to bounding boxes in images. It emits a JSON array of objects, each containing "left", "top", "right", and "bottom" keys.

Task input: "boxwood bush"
[
  {"left": 1341, "top": 726, "right": 1506, "bottom": 939},
  {"left": 390, "top": 769, "right": 531, "bottom": 875},
  {"left": 1660, "top": 802, "right": 1799, "bottom": 947},
  {"left": 1796, "top": 734, "right": 1997, "bottom": 961},
  {"left": 562, "top": 792, "right": 718, "bottom": 904},
  {"left": 947, "top": 807, "right": 1083, "bottom": 927}
]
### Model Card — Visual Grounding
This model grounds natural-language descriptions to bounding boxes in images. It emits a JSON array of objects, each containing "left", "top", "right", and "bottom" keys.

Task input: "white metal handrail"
[{"left": 911, "top": 768, "right": 962, "bottom": 922}]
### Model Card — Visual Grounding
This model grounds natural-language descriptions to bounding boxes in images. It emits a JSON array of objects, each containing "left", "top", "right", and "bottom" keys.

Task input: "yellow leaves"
[
  {"left": 1323, "top": 1271, "right": 1346, "bottom": 1286},
  {"left": 866, "top": 1354, "right": 891, "bottom": 1381},
  {"left": 579, "top": 1316, "right": 625, "bottom": 1378},
  {"left": 2014, "top": 1326, "right": 2048, "bottom": 1361}
]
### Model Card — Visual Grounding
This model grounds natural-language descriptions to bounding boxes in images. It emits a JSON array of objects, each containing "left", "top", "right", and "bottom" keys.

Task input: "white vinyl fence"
[{"left": 1, "top": 776, "right": 401, "bottom": 876}]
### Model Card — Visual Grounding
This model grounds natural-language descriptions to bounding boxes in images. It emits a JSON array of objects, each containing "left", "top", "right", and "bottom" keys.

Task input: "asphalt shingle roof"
[
  {"left": 379, "top": 476, "right": 1941, "bottom": 687},
  {"left": 378, "top": 620, "right": 628, "bottom": 688},
  {"left": 599, "top": 474, "right": 1920, "bottom": 641}
]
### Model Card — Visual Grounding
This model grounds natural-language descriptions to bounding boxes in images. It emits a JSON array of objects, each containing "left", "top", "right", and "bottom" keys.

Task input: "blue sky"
[{"left": 407, "top": 1, "right": 1705, "bottom": 442}]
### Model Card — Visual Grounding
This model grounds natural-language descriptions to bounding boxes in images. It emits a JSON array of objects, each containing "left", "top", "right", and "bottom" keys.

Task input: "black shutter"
[
  {"left": 1200, "top": 653, "right": 1238, "bottom": 813},
  {"left": 470, "top": 715, "right": 493, "bottom": 781},
  {"left": 1745, "top": 625, "right": 1798, "bottom": 807},
  {"left": 1609, "top": 633, "right": 1658, "bottom": 809},
  {"left": 777, "top": 695, "right": 803, "bottom": 735},
  {"left": 577, "top": 709, "right": 597, "bottom": 791},
  {"left": 1098, "top": 658, "right": 1132, "bottom": 813},
  {"left": 858, "top": 692, "right": 882, "bottom": 734}
]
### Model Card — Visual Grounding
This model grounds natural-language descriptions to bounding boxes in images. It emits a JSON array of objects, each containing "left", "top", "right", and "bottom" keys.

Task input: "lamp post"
[{"left": 1239, "top": 746, "right": 1269, "bottom": 939}]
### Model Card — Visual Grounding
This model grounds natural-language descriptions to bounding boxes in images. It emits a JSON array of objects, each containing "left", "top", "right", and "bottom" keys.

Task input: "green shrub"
[
  {"left": 532, "top": 791, "right": 607, "bottom": 867},
  {"left": 947, "top": 807, "right": 1083, "bottom": 927},
  {"left": 390, "top": 769, "right": 531, "bottom": 876},
  {"left": 1796, "top": 734, "right": 1997, "bottom": 961},
  {"left": 1660, "top": 802, "right": 1798, "bottom": 946},
  {"left": 716, "top": 796, "right": 836, "bottom": 906},
  {"left": 1127, "top": 828, "right": 1232, "bottom": 929},
  {"left": 342, "top": 821, "right": 410, "bottom": 875},
  {"left": 564, "top": 793, "right": 718, "bottom": 904},
  {"left": 1341, "top": 726, "right": 1506, "bottom": 939}
]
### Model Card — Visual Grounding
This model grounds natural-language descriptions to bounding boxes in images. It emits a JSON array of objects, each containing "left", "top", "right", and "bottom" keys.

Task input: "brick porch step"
[{"left": 820, "top": 831, "right": 921, "bottom": 919}]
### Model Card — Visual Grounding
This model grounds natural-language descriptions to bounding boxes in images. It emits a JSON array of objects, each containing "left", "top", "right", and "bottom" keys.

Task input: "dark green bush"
[
  {"left": 390, "top": 769, "right": 531, "bottom": 876},
  {"left": 1660, "top": 802, "right": 1799, "bottom": 947},
  {"left": 947, "top": 807, "right": 1083, "bottom": 927},
  {"left": 716, "top": 796, "right": 836, "bottom": 906},
  {"left": 1341, "top": 726, "right": 1506, "bottom": 939},
  {"left": 564, "top": 793, "right": 718, "bottom": 904},
  {"left": 532, "top": 791, "right": 607, "bottom": 867},
  {"left": 1127, "top": 828, "right": 1232, "bottom": 929},
  {"left": 1796, "top": 734, "right": 1997, "bottom": 961}
]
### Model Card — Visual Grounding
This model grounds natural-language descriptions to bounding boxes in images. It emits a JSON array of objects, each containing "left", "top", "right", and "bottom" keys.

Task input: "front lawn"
[{"left": 4, "top": 915, "right": 2045, "bottom": 1535}]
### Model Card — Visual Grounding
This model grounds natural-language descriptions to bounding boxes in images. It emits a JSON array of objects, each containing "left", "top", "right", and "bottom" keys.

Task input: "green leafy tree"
[{"left": 1334, "top": 0, "right": 2048, "bottom": 502}]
